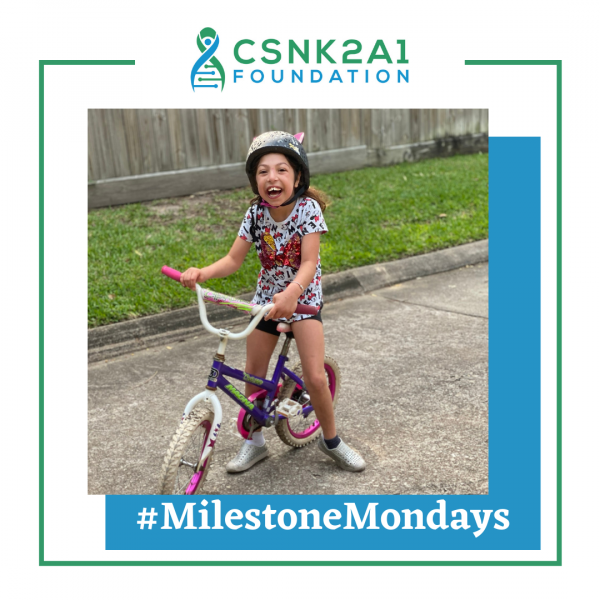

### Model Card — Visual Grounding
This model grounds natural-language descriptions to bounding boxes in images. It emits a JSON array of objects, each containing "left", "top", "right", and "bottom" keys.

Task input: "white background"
[{"left": 2, "top": 0, "right": 598, "bottom": 597}]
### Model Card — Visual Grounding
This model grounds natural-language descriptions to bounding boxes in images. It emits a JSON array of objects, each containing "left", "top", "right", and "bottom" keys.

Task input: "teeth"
[{"left": 268, "top": 187, "right": 281, "bottom": 192}]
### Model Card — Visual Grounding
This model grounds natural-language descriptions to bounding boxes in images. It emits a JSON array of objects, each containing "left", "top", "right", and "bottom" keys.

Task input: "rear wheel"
[
  {"left": 160, "top": 407, "right": 215, "bottom": 495},
  {"left": 275, "top": 356, "right": 341, "bottom": 447}
]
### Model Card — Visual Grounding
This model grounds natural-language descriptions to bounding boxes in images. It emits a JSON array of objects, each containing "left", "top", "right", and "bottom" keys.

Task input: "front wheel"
[
  {"left": 275, "top": 356, "right": 341, "bottom": 447},
  {"left": 159, "top": 407, "right": 215, "bottom": 495}
]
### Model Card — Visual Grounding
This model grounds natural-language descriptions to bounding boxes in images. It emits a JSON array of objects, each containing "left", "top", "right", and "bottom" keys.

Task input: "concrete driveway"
[{"left": 88, "top": 262, "right": 488, "bottom": 496}]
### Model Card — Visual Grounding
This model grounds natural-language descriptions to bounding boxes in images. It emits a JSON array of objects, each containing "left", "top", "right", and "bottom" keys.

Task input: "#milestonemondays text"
[{"left": 139, "top": 499, "right": 510, "bottom": 538}]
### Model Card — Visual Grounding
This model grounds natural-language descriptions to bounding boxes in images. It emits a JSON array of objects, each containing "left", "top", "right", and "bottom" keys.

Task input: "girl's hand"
[
  {"left": 180, "top": 267, "right": 207, "bottom": 289},
  {"left": 266, "top": 290, "right": 297, "bottom": 321}
]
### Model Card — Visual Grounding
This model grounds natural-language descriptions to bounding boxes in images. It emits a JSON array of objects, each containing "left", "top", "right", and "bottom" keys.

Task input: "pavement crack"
[
  {"left": 125, "top": 371, "right": 158, "bottom": 390},
  {"left": 374, "top": 294, "right": 488, "bottom": 320}
]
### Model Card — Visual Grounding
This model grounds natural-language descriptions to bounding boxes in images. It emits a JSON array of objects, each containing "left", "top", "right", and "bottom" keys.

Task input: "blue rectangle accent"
[
  {"left": 105, "top": 137, "right": 541, "bottom": 551},
  {"left": 488, "top": 136, "right": 541, "bottom": 545}
]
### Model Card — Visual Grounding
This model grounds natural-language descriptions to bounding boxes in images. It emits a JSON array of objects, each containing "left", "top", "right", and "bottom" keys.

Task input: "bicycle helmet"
[{"left": 245, "top": 131, "right": 310, "bottom": 199}]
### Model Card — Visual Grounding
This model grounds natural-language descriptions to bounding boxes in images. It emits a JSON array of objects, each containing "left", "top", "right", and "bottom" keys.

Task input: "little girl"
[{"left": 180, "top": 131, "right": 365, "bottom": 473}]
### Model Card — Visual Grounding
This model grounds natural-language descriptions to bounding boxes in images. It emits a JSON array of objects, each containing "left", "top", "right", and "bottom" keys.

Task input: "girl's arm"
[
  {"left": 265, "top": 232, "right": 321, "bottom": 321},
  {"left": 180, "top": 237, "right": 252, "bottom": 289}
]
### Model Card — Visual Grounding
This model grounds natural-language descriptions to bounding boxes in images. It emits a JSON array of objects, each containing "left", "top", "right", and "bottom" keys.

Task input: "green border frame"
[{"left": 39, "top": 59, "right": 561, "bottom": 566}]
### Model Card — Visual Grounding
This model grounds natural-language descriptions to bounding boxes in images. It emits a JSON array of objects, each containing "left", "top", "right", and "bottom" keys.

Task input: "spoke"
[
  {"left": 173, "top": 420, "right": 210, "bottom": 494},
  {"left": 180, "top": 459, "right": 198, "bottom": 469}
]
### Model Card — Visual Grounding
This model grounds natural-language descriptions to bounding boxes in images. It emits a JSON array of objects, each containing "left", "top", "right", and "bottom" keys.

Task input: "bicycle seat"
[{"left": 276, "top": 323, "right": 294, "bottom": 338}]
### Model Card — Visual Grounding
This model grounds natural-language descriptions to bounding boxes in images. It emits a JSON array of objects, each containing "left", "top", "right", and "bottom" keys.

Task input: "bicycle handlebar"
[
  {"left": 161, "top": 266, "right": 318, "bottom": 316},
  {"left": 161, "top": 265, "right": 185, "bottom": 282}
]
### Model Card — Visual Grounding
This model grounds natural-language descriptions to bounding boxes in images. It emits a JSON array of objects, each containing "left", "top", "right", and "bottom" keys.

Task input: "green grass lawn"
[{"left": 88, "top": 153, "right": 488, "bottom": 327}]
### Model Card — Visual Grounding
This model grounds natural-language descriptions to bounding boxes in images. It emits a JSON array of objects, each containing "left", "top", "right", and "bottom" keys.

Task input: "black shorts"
[{"left": 252, "top": 308, "right": 323, "bottom": 337}]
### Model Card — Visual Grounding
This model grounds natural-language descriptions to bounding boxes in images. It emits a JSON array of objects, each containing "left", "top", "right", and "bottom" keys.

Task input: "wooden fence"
[{"left": 88, "top": 109, "right": 488, "bottom": 208}]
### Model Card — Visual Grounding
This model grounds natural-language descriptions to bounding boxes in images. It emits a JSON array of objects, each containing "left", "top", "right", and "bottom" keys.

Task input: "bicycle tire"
[
  {"left": 159, "top": 407, "right": 215, "bottom": 495},
  {"left": 275, "top": 355, "right": 341, "bottom": 448}
]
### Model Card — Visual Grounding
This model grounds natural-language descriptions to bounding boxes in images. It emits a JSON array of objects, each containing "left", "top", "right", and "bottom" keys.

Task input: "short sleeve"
[
  {"left": 238, "top": 206, "right": 255, "bottom": 242},
  {"left": 299, "top": 198, "right": 328, "bottom": 237}
]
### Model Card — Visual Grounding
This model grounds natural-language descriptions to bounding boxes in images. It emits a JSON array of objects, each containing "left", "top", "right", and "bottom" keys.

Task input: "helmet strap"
[{"left": 259, "top": 186, "right": 306, "bottom": 208}]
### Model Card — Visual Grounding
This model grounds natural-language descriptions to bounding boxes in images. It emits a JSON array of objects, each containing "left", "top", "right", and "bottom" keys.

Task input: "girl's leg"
[
  {"left": 290, "top": 318, "right": 336, "bottom": 439},
  {"left": 244, "top": 328, "right": 280, "bottom": 397},
  {"left": 292, "top": 318, "right": 366, "bottom": 472},
  {"left": 225, "top": 328, "right": 279, "bottom": 474}
]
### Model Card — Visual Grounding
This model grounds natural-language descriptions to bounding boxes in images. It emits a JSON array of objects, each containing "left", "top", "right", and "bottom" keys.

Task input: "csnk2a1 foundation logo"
[
  {"left": 191, "top": 28, "right": 409, "bottom": 91},
  {"left": 191, "top": 27, "right": 226, "bottom": 91}
]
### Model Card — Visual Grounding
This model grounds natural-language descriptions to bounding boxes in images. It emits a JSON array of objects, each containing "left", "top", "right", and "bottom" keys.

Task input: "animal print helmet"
[{"left": 245, "top": 131, "right": 309, "bottom": 195}]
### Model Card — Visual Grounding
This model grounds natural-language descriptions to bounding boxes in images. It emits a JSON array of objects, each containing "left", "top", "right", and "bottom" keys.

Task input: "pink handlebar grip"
[
  {"left": 161, "top": 265, "right": 319, "bottom": 315},
  {"left": 294, "top": 304, "right": 319, "bottom": 315},
  {"left": 161, "top": 266, "right": 182, "bottom": 282}
]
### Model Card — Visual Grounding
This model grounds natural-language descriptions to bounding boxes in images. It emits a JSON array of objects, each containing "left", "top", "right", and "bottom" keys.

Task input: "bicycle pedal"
[{"left": 276, "top": 398, "right": 303, "bottom": 418}]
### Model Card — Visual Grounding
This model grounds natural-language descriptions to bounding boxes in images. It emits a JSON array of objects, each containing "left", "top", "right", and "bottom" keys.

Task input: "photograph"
[{"left": 87, "top": 108, "right": 489, "bottom": 496}]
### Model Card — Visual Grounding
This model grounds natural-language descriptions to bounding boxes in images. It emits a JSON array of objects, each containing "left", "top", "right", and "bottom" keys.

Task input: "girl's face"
[{"left": 255, "top": 153, "right": 301, "bottom": 206}]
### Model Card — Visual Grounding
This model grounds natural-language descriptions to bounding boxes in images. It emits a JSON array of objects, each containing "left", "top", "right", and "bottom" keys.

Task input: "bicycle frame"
[
  {"left": 181, "top": 340, "right": 309, "bottom": 464},
  {"left": 212, "top": 352, "right": 307, "bottom": 424},
  {"left": 158, "top": 271, "right": 320, "bottom": 470}
]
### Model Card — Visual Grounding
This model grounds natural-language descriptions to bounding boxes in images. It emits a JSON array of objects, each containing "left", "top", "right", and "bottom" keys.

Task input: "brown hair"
[{"left": 248, "top": 154, "right": 330, "bottom": 212}]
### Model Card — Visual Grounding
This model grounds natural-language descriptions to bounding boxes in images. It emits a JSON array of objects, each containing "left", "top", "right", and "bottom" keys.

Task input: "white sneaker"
[
  {"left": 318, "top": 436, "right": 366, "bottom": 472},
  {"left": 226, "top": 442, "right": 269, "bottom": 473}
]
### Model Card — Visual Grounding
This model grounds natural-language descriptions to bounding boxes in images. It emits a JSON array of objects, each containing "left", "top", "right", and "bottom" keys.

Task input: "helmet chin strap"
[{"left": 260, "top": 186, "right": 306, "bottom": 208}]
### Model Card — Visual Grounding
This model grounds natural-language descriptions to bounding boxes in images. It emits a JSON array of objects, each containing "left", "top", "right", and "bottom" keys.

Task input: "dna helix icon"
[{"left": 191, "top": 27, "right": 226, "bottom": 91}]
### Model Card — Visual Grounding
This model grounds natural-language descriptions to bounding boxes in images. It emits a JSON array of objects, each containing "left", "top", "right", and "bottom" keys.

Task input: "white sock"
[{"left": 246, "top": 431, "right": 265, "bottom": 447}]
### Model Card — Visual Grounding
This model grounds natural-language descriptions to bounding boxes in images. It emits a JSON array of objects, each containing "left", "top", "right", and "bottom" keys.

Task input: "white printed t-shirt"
[{"left": 237, "top": 197, "right": 328, "bottom": 321}]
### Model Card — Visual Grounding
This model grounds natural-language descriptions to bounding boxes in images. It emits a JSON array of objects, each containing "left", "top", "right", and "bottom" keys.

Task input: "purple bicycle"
[{"left": 159, "top": 266, "right": 340, "bottom": 495}]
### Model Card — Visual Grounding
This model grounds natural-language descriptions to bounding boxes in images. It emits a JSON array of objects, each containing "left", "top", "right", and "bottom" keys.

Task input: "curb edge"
[{"left": 89, "top": 239, "right": 488, "bottom": 363}]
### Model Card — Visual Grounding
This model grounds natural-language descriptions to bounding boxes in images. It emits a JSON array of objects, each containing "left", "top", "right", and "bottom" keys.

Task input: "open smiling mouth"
[{"left": 267, "top": 187, "right": 283, "bottom": 200}]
